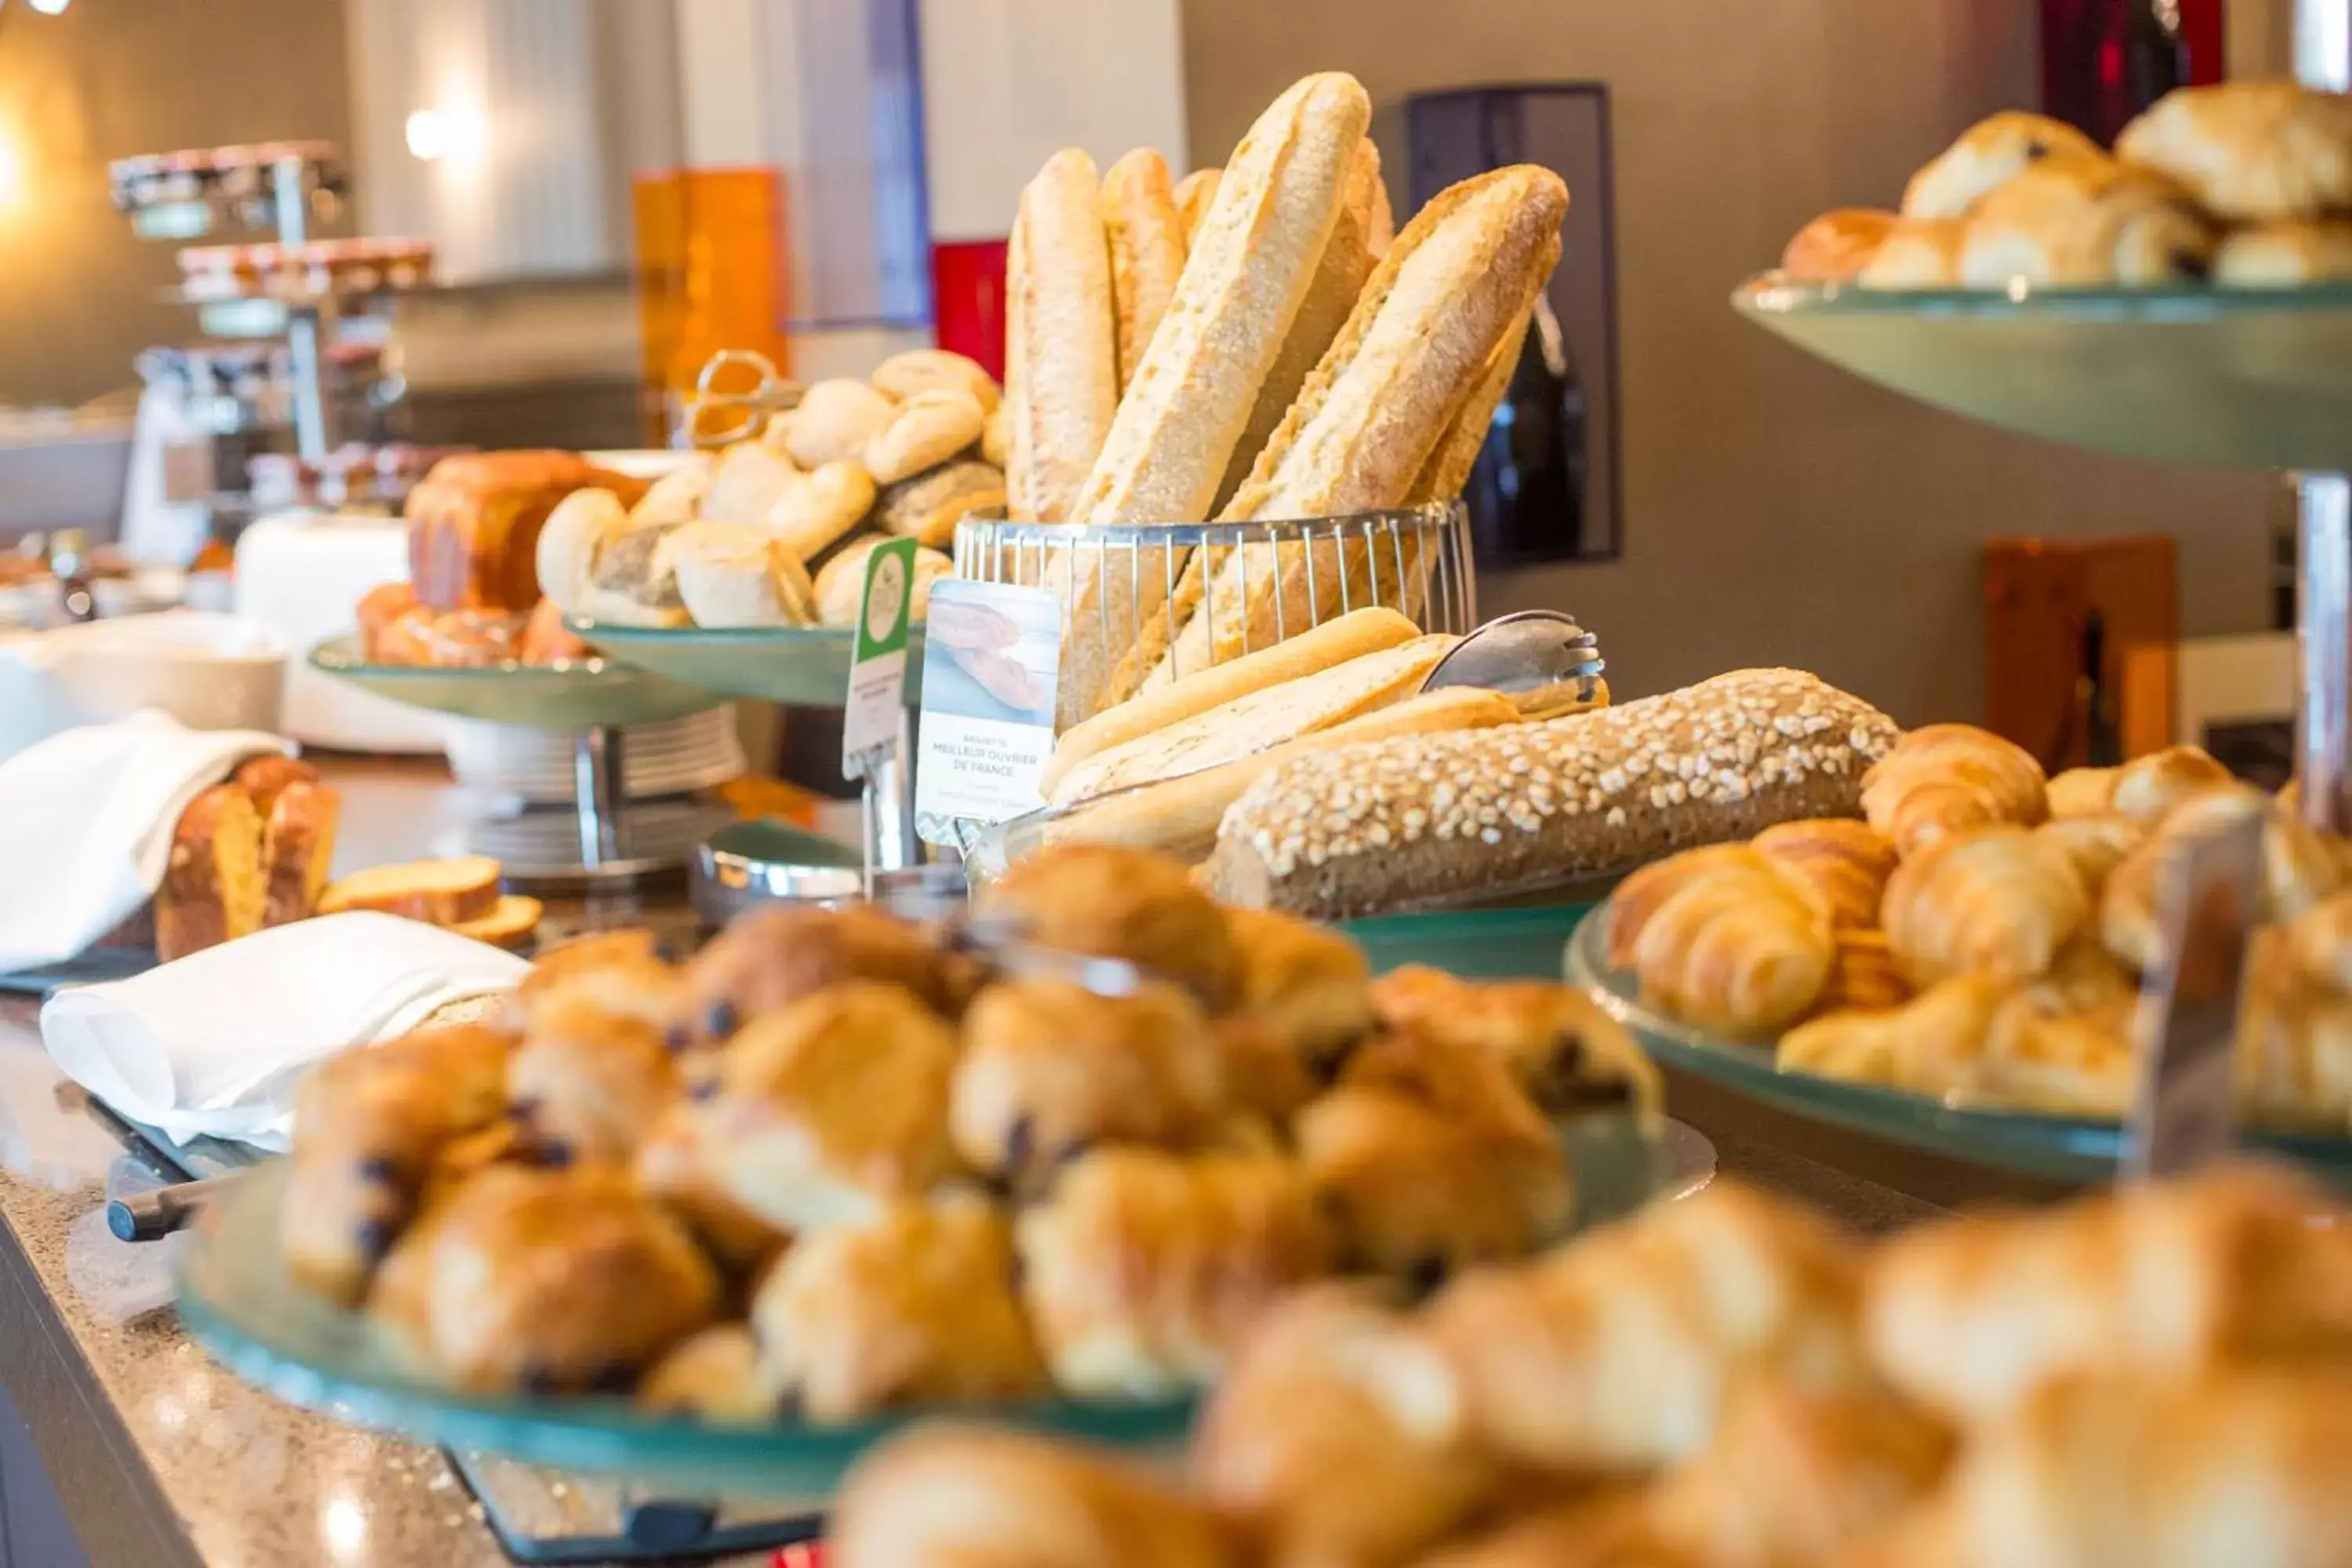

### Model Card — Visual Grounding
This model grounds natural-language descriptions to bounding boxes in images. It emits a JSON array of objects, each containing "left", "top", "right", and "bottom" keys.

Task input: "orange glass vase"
[{"left": 633, "top": 167, "right": 791, "bottom": 446}]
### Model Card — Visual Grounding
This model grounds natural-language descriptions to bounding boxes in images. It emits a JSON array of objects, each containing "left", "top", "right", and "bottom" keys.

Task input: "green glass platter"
[
  {"left": 307, "top": 636, "right": 722, "bottom": 730},
  {"left": 575, "top": 623, "right": 927, "bottom": 708},
  {"left": 180, "top": 1113, "right": 1668, "bottom": 1488},
  {"left": 1735, "top": 275, "right": 2352, "bottom": 470},
  {"left": 1340, "top": 902, "right": 1595, "bottom": 981},
  {"left": 1563, "top": 901, "right": 2352, "bottom": 1183}
]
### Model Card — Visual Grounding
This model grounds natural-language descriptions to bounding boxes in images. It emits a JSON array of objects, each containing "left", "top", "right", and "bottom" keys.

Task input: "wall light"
[
  {"left": 405, "top": 109, "right": 450, "bottom": 162},
  {"left": 27, "top": 0, "right": 71, "bottom": 15}
]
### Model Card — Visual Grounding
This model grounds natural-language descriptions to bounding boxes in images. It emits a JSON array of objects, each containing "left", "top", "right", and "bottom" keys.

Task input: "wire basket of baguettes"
[
  {"left": 990, "top": 69, "right": 1563, "bottom": 734},
  {"left": 954, "top": 499, "right": 1476, "bottom": 696}
]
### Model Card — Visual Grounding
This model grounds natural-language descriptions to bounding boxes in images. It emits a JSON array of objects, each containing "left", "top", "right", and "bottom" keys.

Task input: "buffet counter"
[{"left": 0, "top": 757, "right": 2049, "bottom": 1568}]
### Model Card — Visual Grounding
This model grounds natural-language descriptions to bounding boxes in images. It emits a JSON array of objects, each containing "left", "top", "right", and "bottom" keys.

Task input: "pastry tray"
[
  {"left": 574, "top": 623, "right": 928, "bottom": 709},
  {"left": 1734, "top": 274, "right": 2352, "bottom": 470},
  {"left": 1563, "top": 900, "right": 2352, "bottom": 1184},
  {"left": 307, "top": 636, "right": 722, "bottom": 730}
]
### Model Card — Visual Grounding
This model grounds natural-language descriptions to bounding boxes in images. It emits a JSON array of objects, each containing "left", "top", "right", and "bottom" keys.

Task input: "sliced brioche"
[
  {"left": 1144, "top": 165, "right": 1568, "bottom": 695},
  {"left": 1004, "top": 149, "right": 1117, "bottom": 525},
  {"left": 260, "top": 778, "right": 340, "bottom": 927},
  {"left": 1048, "top": 72, "right": 1374, "bottom": 727},
  {"left": 1041, "top": 605, "right": 1421, "bottom": 797},
  {"left": 318, "top": 855, "right": 503, "bottom": 924},
  {"left": 448, "top": 894, "right": 544, "bottom": 949},
  {"left": 1041, "top": 687, "right": 1519, "bottom": 864},
  {"left": 1101, "top": 148, "right": 1189, "bottom": 394},
  {"left": 156, "top": 784, "right": 267, "bottom": 962},
  {"left": 1047, "top": 633, "right": 1457, "bottom": 807}
]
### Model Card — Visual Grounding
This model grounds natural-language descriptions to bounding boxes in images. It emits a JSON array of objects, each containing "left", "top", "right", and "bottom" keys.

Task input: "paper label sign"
[
  {"left": 840, "top": 537, "right": 918, "bottom": 779},
  {"left": 914, "top": 579, "right": 1062, "bottom": 838}
]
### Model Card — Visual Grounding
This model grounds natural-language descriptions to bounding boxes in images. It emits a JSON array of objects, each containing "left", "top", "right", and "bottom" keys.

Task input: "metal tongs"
[
  {"left": 942, "top": 912, "right": 1160, "bottom": 1000},
  {"left": 1420, "top": 608, "right": 1606, "bottom": 719},
  {"left": 680, "top": 349, "right": 803, "bottom": 450}
]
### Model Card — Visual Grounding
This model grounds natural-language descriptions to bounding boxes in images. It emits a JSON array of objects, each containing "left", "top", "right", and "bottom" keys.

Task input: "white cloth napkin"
[
  {"left": 0, "top": 710, "right": 289, "bottom": 974},
  {"left": 42, "top": 912, "right": 529, "bottom": 1152}
]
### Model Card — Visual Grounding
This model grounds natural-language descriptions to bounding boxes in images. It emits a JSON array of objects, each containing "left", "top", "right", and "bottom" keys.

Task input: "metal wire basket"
[{"left": 953, "top": 499, "right": 1477, "bottom": 723}]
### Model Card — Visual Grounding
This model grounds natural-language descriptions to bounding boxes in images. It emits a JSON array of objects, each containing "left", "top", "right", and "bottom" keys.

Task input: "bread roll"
[
  {"left": 870, "top": 347, "right": 1000, "bottom": 412},
  {"left": 1901, "top": 111, "right": 2106, "bottom": 220},
  {"left": 783, "top": 379, "right": 898, "bottom": 469},
  {"left": 702, "top": 440, "right": 798, "bottom": 527},
  {"left": 1857, "top": 216, "right": 1965, "bottom": 289},
  {"left": 1958, "top": 161, "right": 2215, "bottom": 287},
  {"left": 876, "top": 459, "right": 1006, "bottom": 549},
  {"left": 816, "top": 537, "right": 953, "bottom": 628},
  {"left": 628, "top": 459, "right": 710, "bottom": 528},
  {"left": 2215, "top": 218, "right": 2352, "bottom": 285},
  {"left": 534, "top": 486, "right": 629, "bottom": 616},
  {"left": 659, "top": 520, "right": 818, "bottom": 629},
  {"left": 2117, "top": 79, "right": 2352, "bottom": 222},
  {"left": 1174, "top": 166, "right": 1221, "bottom": 241},
  {"left": 1005, "top": 148, "right": 1118, "bottom": 524},
  {"left": 1049, "top": 72, "right": 1374, "bottom": 728},
  {"left": 1142, "top": 165, "right": 1567, "bottom": 698},
  {"left": 1781, "top": 208, "right": 1900, "bottom": 283},
  {"left": 1044, "top": 605, "right": 1421, "bottom": 798},
  {"left": 764, "top": 459, "right": 876, "bottom": 561},
  {"left": 1100, "top": 148, "right": 1188, "bottom": 394},
  {"left": 864, "top": 389, "right": 986, "bottom": 485},
  {"left": 1206, "top": 669, "right": 1900, "bottom": 919}
]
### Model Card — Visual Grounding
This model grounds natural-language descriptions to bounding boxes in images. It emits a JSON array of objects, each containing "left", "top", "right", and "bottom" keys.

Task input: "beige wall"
[
  {"left": 1180, "top": 0, "right": 2281, "bottom": 725},
  {"left": 0, "top": 0, "right": 352, "bottom": 408}
]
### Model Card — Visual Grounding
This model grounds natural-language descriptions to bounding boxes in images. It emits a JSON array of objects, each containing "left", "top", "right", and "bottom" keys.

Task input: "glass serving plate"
[
  {"left": 1564, "top": 902, "right": 2352, "bottom": 1183},
  {"left": 307, "top": 636, "right": 720, "bottom": 730},
  {"left": 183, "top": 1115, "right": 1671, "bottom": 1490},
  {"left": 574, "top": 623, "right": 928, "bottom": 709},
  {"left": 1734, "top": 275, "right": 2352, "bottom": 470}
]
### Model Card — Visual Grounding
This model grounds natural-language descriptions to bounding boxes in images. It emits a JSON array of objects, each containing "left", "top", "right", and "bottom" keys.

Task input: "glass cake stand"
[{"left": 308, "top": 636, "right": 725, "bottom": 885}]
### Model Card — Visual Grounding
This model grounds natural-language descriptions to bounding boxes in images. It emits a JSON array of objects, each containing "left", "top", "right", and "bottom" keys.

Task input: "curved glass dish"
[
  {"left": 308, "top": 636, "right": 722, "bottom": 729},
  {"left": 178, "top": 1160, "right": 1193, "bottom": 1494},
  {"left": 184, "top": 1119, "right": 1671, "bottom": 1488},
  {"left": 1565, "top": 902, "right": 2352, "bottom": 1183},
  {"left": 1734, "top": 274, "right": 2352, "bottom": 470},
  {"left": 575, "top": 623, "right": 927, "bottom": 708}
]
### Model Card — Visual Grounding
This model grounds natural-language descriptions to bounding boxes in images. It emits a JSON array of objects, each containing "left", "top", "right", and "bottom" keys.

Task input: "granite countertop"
[{"left": 0, "top": 759, "right": 2066, "bottom": 1568}]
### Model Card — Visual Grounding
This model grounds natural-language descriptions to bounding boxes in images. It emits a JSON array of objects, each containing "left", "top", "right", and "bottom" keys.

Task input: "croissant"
[
  {"left": 1779, "top": 967, "right": 2133, "bottom": 1118},
  {"left": 1859, "top": 724, "right": 2047, "bottom": 857},
  {"left": 1810, "top": 927, "right": 1911, "bottom": 1015},
  {"left": 1861, "top": 1163, "right": 2352, "bottom": 1428},
  {"left": 2106, "top": 742, "right": 2234, "bottom": 823},
  {"left": 1413, "top": 1496, "right": 1691, "bottom": 1568},
  {"left": 1190, "top": 1288, "right": 1497, "bottom": 1568},
  {"left": 1881, "top": 826, "right": 2090, "bottom": 987},
  {"left": 1425, "top": 1182, "right": 1867, "bottom": 1474},
  {"left": 1616, "top": 848, "right": 1836, "bottom": 1036},
  {"left": 2042, "top": 764, "right": 2118, "bottom": 821},
  {"left": 1610, "top": 845, "right": 1793, "bottom": 965},
  {"left": 1751, "top": 819, "right": 1899, "bottom": 929},
  {"left": 1863, "top": 1371, "right": 2352, "bottom": 1568},
  {"left": 2100, "top": 788, "right": 2352, "bottom": 972},
  {"left": 830, "top": 1422, "right": 1236, "bottom": 1568},
  {"left": 2030, "top": 813, "right": 2143, "bottom": 898},
  {"left": 2234, "top": 922, "right": 2352, "bottom": 1129},
  {"left": 1646, "top": 1377, "right": 1955, "bottom": 1568}
]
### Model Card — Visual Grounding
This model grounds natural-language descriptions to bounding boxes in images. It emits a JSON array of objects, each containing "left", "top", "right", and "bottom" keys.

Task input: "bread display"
[
  {"left": 818, "top": 1160, "right": 2352, "bottom": 1567},
  {"left": 1784, "top": 82, "right": 2352, "bottom": 291},
  {"left": 156, "top": 755, "right": 343, "bottom": 961},
  {"left": 520, "top": 354, "right": 993, "bottom": 633},
  {"left": 276, "top": 846, "right": 1650, "bottom": 1421},
  {"left": 1205, "top": 669, "right": 1899, "bottom": 920}
]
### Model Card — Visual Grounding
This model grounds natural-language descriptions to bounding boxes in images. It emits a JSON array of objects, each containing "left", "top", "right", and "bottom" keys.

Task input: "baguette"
[
  {"left": 1204, "top": 669, "right": 1900, "bottom": 919},
  {"left": 1004, "top": 149, "right": 1118, "bottom": 525},
  {"left": 1144, "top": 166, "right": 1569, "bottom": 697},
  {"left": 1049, "top": 633, "right": 1457, "bottom": 808},
  {"left": 1040, "top": 688, "right": 1521, "bottom": 864},
  {"left": 1042, "top": 605, "right": 1421, "bottom": 798},
  {"left": 1097, "top": 139, "right": 1392, "bottom": 707},
  {"left": 1048, "top": 72, "right": 1374, "bottom": 728},
  {"left": 1174, "top": 167, "right": 1221, "bottom": 241},
  {"left": 1100, "top": 148, "right": 1189, "bottom": 394}
]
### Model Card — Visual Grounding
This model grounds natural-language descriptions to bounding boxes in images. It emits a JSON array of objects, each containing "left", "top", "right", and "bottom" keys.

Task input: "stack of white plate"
[{"left": 440, "top": 706, "right": 746, "bottom": 804}]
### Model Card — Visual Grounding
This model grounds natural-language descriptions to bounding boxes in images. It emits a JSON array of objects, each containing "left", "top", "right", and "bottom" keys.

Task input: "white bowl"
[{"left": 0, "top": 611, "right": 289, "bottom": 762}]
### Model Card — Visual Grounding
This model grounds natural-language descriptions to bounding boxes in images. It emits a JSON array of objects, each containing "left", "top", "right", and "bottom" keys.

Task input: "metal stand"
[
  {"left": 269, "top": 154, "right": 333, "bottom": 463},
  {"left": 573, "top": 725, "right": 629, "bottom": 869},
  {"left": 2294, "top": 2, "right": 2350, "bottom": 828}
]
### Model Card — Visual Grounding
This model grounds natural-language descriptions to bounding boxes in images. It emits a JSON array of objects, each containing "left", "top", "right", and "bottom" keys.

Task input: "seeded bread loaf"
[{"left": 1203, "top": 669, "right": 1900, "bottom": 919}]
